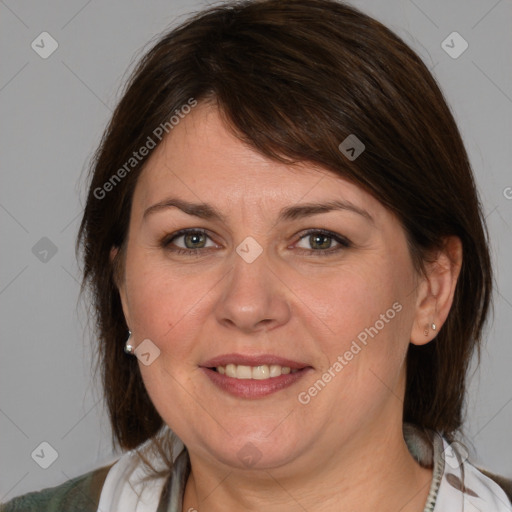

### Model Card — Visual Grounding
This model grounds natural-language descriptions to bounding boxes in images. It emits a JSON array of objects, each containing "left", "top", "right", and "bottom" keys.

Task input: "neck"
[{"left": 182, "top": 420, "right": 433, "bottom": 512}]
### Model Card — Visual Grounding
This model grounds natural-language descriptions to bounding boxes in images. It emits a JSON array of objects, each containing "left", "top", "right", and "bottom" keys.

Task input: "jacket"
[{"left": 0, "top": 464, "right": 114, "bottom": 512}]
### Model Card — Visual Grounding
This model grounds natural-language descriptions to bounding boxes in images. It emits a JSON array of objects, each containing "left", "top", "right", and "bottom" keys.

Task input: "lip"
[
  {"left": 200, "top": 353, "right": 313, "bottom": 399},
  {"left": 201, "top": 367, "right": 312, "bottom": 399},
  {"left": 201, "top": 353, "right": 310, "bottom": 370}
]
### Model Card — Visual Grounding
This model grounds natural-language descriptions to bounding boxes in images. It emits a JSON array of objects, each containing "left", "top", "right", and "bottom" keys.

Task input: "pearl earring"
[
  {"left": 124, "top": 330, "right": 134, "bottom": 354},
  {"left": 424, "top": 322, "right": 437, "bottom": 336}
]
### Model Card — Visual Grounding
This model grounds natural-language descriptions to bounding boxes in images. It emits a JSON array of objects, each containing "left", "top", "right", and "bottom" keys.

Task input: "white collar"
[
  {"left": 96, "top": 434, "right": 184, "bottom": 512},
  {"left": 434, "top": 435, "right": 511, "bottom": 511}
]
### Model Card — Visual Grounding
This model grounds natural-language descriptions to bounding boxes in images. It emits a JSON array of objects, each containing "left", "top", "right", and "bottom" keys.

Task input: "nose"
[{"left": 214, "top": 245, "right": 292, "bottom": 333}]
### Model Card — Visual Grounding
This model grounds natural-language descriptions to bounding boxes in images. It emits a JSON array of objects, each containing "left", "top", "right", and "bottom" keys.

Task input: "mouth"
[
  {"left": 200, "top": 354, "right": 313, "bottom": 399},
  {"left": 212, "top": 363, "right": 300, "bottom": 379}
]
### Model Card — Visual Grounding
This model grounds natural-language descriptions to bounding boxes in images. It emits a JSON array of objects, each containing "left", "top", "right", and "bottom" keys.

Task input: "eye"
[
  {"left": 162, "top": 229, "right": 217, "bottom": 254},
  {"left": 161, "top": 228, "right": 351, "bottom": 257},
  {"left": 294, "top": 229, "right": 351, "bottom": 255}
]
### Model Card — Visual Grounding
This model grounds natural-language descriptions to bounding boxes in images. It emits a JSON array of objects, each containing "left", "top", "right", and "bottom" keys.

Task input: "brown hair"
[{"left": 77, "top": 0, "right": 492, "bottom": 472}]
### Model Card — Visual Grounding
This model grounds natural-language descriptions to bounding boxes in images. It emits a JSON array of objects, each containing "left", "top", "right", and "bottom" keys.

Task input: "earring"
[
  {"left": 124, "top": 330, "right": 134, "bottom": 354},
  {"left": 424, "top": 322, "right": 437, "bottom": 336}
]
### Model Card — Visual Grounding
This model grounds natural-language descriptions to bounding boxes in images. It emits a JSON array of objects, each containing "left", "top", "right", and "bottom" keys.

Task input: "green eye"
[
  {"left": 162, "top": 228, "right": 351, "bottom": 257},
  {"left": 295, "top": 229, "right": 351, "bottom": 255},
  {"left": 162, "top": 229, "right": 215, "bottom": 255},
  {"left": 181, "top": 231, "right": 208, "bottom": 249}
]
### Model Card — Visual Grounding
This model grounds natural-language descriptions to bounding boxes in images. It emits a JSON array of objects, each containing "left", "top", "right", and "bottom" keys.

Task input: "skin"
[{"left": 114, "top": 102, "right": 462, "bottom": 512}]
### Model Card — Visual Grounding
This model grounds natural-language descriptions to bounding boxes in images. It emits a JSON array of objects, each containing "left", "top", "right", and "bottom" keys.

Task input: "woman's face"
[{"left": 117, "top": 102, "right": 428, "bottom": 472}]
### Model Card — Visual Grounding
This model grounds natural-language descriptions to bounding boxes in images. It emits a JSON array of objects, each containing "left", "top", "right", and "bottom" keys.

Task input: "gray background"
[{"left": 1, "top": 0, "right": 511, "bottom": 500}]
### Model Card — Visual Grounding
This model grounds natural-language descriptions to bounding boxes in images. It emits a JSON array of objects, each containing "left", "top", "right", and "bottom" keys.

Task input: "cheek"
[
  {"left": 305, "top": 265, "right": 402, "bottom": 347},
  {"left": 125, "top": 260, "right": 208, "bottom": 426},
  {"left": 124, "top": 253, "right": 206, "bottom": 340},
  {"left": 307, "top": 263, "right": 412, "bottom": 394}
]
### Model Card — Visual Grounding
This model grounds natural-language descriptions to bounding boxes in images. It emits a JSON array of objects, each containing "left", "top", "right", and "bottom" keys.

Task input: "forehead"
[{"left": 133, "top": 102, "right": 385, "bottom": 219}]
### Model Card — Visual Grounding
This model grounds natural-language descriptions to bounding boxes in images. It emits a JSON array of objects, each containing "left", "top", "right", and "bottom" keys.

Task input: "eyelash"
[{"left": 161, "top": 228, "right": 352, "bottom": 257}]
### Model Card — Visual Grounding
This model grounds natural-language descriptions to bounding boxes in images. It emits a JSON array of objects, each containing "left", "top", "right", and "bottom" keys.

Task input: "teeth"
[
  {"left": 269, "top": 364, "right": 282, "bottom": 378},
  {"left": 216, "top": 364, "right": 299, "bottom": 379},
  {"left": 252, "top": 365, "right": 269, "bottom": 380}
]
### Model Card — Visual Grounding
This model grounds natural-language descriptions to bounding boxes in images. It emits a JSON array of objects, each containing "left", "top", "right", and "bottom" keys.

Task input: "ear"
[
  {"left": 410, "top": 236, "right": 463, "bottom": 345},
  {"left": 110, "top": 246, "right": 131, "bottom": 328}
]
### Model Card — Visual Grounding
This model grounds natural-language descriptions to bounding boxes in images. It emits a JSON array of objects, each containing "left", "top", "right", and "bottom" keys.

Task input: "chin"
[{"left": 200, "top": 430, "right": 305, "bottom": 471}]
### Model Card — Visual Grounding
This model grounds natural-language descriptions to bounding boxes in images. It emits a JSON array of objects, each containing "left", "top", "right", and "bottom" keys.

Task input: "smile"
[{"left": 214, "top": 364, "right": 299, "bottom": 379}]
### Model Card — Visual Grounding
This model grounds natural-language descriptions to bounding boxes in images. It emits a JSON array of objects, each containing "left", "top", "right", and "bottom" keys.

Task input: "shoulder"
[
  {"left": 0, "top": 462, "right": 115, "bottom": 512},
  {"left": 476, "top": 466, "right": 512, "bottom": 505}
]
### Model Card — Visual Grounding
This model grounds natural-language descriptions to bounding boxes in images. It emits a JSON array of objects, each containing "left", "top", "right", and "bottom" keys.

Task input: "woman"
[{"left": 2, "top": 0, "right": 510, "bottom": 510}]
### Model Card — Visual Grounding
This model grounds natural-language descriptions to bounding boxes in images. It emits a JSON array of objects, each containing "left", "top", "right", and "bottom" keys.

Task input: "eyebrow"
[{"left": 143, "top": 197, "right": 374, "bottom": 224}]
